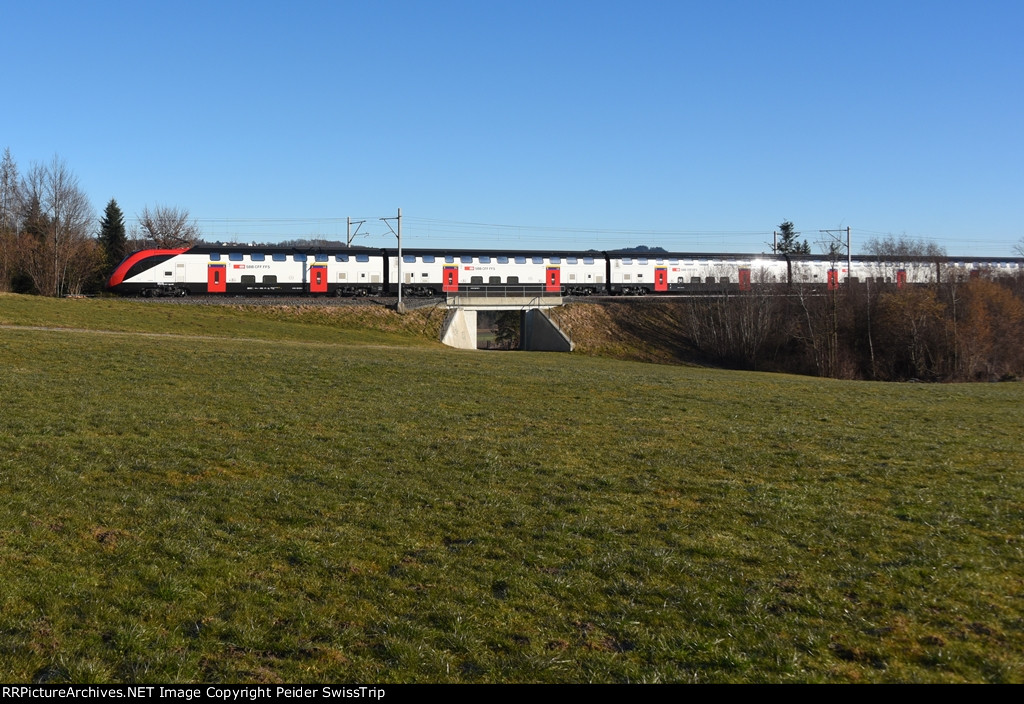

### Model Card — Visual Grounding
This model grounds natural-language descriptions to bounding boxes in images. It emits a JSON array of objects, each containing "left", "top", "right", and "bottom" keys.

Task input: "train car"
[
  {"left": 384, "top": 249, "right": 607, "bottom": 297},
  {"left": 107, "top": 244, "right": 388, "bottom": 297},
  {"left": 608, "top": 253, "right": 794, "bottom": 294}
]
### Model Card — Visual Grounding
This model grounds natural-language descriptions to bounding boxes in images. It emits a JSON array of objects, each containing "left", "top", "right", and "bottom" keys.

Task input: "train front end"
[{"left": 106, "top": 248, "right": 190, "bottom": 296}]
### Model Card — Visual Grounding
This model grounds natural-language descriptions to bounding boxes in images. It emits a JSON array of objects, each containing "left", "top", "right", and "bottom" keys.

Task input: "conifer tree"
[{"left": 98, "top": 198, "right": 127, "bottom": 273}]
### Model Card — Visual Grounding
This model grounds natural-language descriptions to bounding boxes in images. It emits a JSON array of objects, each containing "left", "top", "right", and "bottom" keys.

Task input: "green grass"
[{"left": 1, "top": 294, "right": 1022, "bottom": 682}]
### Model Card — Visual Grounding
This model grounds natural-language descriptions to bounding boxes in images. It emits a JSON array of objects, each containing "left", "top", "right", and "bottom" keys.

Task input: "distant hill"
[{"left": 607, "top": 245, "right": 669, "bottom": 254}]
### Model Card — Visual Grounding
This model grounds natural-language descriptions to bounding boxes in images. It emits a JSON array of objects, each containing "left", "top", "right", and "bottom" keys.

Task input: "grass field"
[{"left": 1, "top": 295, "right": 1022, "bottom": 683}]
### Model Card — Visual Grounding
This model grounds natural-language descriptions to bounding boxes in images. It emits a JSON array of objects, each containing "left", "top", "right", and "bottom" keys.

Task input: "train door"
[
  {"left": 443, "top": 265, "right": 459, "bottom": 292},
  {"left": 655, "top": 267, "right": 668, "bottom": 292},
  {"left": 896, "top": 269, "right": 907, "bottom": 289},
  {"left": 207, "top": 264, "right": 226, "bottom": 293},
  {"left": 309, "top": 265, "right": 327, "bottom": 293},
  {"left": 546, "top": 266, "right": 560, "bottom": 293},
  {"left": 827, "top": 269, "right": 839, "bottom": 290},
  {"left": 738, "top": 268, "right": 751, "bottom": 292}
]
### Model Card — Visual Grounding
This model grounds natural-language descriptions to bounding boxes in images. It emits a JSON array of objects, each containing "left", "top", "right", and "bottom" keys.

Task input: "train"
[{"left": 107, "top": 243, "right": 1024, "bottom": 298}]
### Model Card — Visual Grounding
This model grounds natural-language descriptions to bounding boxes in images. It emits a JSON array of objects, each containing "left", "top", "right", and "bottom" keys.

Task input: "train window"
[
  {"left": 550, "top": 256, "right": 560, "bottom": 264},
  {"left": 421, "top": 272, "right": 429, "bottom": 278},
  {"left": 461, "top": 256, "right": 473, "bottom": 263},
  {"left": 623, "top": 274, "right": 631, "bottom": 281},
  {"left": 669, "top": 259, "right": 679, "bottom": 265},
  {"left": 315, "top": 254, "right": 329, "bottom": 262},
  {"left": 677, "top": 277, "right": 685, "bottom": 283},
  {"left": 497, "top": 256, "right": 508, "bottom": 264},
  {"left": 251, "top": 253, "right": 265, "bottom": 261},
  {"left": 489, "top": 276, "right": 501, "bottom": 284},
  {"left": 241, "top": 275, "right": 256, "bottom": 283},
  {"left": 569, "top": 273, "right": 576, "bottom": 281},
  {"left": 515, "top": 256, "right": 527, "bottom": 264},
  {"left": 622, "top": 258, "right": 632, "bottom": 265},
  {"left": 532, "top": 257, "right": 544, "bottom": 264},
  {"left": 262, "top": 275, "right": 277, "bottom": 283},
  {"left": 229, "top": 253, "right": 244, "bottom": 261},
  {"left": 638, "top": 258, "right": 648, "bottom": 265},
  {"left": 336, "top": 254, "right": 349, "bottom": 262},
  {"left": 583, "top": 257, "right": 595, "bottom": 265},
  {"left": 294, "top": 254, "right": 307, "bottom": 262},
  {"left": 566, "top": 257, "right": 577, "bottom": 264},
  {"left": 356, "top": 254, "right": 370, "bottom": 262},
  {"left": 691, "top": 277, "right": 701, "bottom": 284},
  {"left": 403, "top": 255, "right": 416, "bottom": 263},
  {"left": 470, "top": 276, "right": 483, "bottom": 283},
  {"left": 705, "top": 277, "right": 715, "bottom": 284},
  {"left": 720, "top": 277, "right": 730, "bottom": 284},
  {"left": 445, "top": 255, "right": 455, "bottom": 263},
  {"left": 479, "top": 256, "right": 491, "bottom": 263},
  {"left": 656, "top": 259, "right": 664, "bottom": 265},
  {"left": 209, "top": 253, "right": 221, "bottom": 261},
  {"left": 507, "top": 276, "right": 519, "bottom": 284},
  {"left": 422, "top": 255, "right": 435, "bottom": 263},
  {"left": 273, "top": 253, "right": 287, "bottom": 261}
]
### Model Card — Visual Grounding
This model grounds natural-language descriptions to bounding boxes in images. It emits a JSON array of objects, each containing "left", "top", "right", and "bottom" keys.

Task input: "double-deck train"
[{"left": 107, "top": 243, "right": 1024, "bottom": 298}]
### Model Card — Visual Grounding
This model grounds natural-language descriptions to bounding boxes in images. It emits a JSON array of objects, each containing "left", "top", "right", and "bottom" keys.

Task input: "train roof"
[{"left": 172, "top": 243, "right": 1024, "bottom": 265}]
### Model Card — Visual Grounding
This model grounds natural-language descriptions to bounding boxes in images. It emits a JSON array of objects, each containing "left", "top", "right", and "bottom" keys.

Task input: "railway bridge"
[{"left": 438, "top": 290, "right": 573, "bottom": 352}]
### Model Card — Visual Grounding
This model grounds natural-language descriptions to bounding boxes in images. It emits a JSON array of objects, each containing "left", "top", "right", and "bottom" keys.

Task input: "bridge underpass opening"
[{"left": 476, "top": 310, "right": 520, "bottom": 350}]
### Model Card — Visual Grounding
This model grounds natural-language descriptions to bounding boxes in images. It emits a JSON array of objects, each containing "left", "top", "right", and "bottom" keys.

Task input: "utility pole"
[
  {"left": 818, "top": 227, "right": 853, "bottom": 284},
  {"left": 847, "top": 226, "right": 852, "bottom": 278},
  {"left": 380, "top": 208, "right": 402, "bottom": 307}
]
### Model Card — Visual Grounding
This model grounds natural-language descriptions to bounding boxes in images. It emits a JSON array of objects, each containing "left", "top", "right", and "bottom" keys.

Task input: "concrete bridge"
[{"left": 438, "top": 291, "right": 573, "bottom": 352}]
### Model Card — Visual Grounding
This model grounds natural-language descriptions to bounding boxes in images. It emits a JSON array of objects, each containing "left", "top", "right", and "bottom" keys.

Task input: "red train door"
[
  {"left": 310, "top": 265, "right": 327, "bottom": 293},
  {"left": 896, "top": 270, "right": 907, "bottom": 289},
  {"left": 655, "top": 267, "right": 668, "bottom": 292},
  {"left": 546, "top": 266, "right": 561, "bottom": 293},
  {"left": 827, "top": 269, "right": 839, "bottom": 290},
  {"left": 207, "top": 264, "right": 226, "bottom": 293},
  {"left": 443, "top": 266, "right": 459, "bottom": 292},
  {"left": 738, "top": 268, "right": 751, "bottom": 292}
]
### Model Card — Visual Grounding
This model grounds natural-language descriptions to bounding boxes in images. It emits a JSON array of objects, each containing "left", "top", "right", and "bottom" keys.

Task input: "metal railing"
[{"left": 446, "top": 286, "right": 562, "bottom": 308}]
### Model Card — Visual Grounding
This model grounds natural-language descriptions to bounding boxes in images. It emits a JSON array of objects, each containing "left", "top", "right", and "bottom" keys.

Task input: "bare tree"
[
  {"left": 0, "top": 148, "right": 20, "bottom": 290},
  {"left": 133, "top": 205, "right": 201, "bottom": 248},
  {"left": 861, "top": 234, "right": 945, "bottom": 259},
  {"left": 16, "top": 157, "right": 96, "bottom": 296}
]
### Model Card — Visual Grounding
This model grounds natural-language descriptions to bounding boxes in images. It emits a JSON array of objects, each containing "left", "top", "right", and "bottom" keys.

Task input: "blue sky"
[{"left": 3, "top": 0, "right": 1022, "bottom": 254}]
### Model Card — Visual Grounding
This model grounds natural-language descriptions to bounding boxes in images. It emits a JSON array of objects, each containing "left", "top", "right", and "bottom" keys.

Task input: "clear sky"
[{"left": 3, "top": 0, "right": 1022, "bottom": 255}]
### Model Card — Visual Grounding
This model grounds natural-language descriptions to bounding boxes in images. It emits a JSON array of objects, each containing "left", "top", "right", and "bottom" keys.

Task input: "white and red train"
[{"left": 107, "top": 243, "right": 1024, "bottom": 297}]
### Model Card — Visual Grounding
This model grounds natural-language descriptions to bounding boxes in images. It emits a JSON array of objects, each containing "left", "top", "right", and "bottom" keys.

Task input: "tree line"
[
  {"left": 0, "top": 148, "right": 200, "bottom": 295},
  {"left": 677, "top": 265, "right": 1024, "bottom": 382}
]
